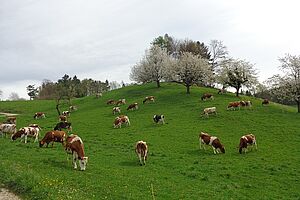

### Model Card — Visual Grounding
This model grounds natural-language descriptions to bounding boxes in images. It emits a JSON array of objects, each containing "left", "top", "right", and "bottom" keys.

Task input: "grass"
[{"left": 0, "top": 82, "right": 300, "bottom": 199}]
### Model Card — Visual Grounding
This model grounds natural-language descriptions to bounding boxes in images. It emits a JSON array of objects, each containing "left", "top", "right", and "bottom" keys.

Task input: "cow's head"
[
  {"left": 11, "top": 130, "right": 23, "bottom": 141},
  {"left": 39, "top": 140, "right": 45, "bottom": 147},
  {"left": 79, "top": 157, "right": 88, "bottom": 171},
  {"left": 220, "top": 145, "right": 225, "bottom": 153}
]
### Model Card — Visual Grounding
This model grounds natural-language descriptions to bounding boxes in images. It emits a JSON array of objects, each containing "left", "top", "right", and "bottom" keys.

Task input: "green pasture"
[{"left": 0, "top": 83, "right": 299, "bottom": 199}]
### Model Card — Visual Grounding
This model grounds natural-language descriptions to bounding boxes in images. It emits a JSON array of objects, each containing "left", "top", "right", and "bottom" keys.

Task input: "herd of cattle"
[{"left": 0, "top": 93, "right": 270, "bottom": 169}]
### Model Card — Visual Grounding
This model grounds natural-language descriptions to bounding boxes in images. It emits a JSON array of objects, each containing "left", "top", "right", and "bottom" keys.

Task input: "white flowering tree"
[
  {"left": 217, "top": 58, "right": 258, "bottom": 97},
  {"left": 130, "top": 45, "right": 170, "bottom": 88},
  {"left": 166, "top": 52, "right": 213, "bottom": 94},
  {"left": 209, "top": 40, "right": 228, "bottom": 71},
  {"left": 267, "top": 54, "right": 300, "bottom": 112}
]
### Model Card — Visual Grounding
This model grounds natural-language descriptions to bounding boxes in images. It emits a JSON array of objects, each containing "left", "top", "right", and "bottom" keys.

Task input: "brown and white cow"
[
  {"left": 127, "top": 103, "right": 138, "bottom": 111},
  {"left": 62, "top": 111, "right": 70, "bottom": 116},
  {"left": 33, "top": 112, "right": 45, "bottom": 119},
  {"left": 199, "top": 132, "right": 225, "bottom": 154},
  {"left": 115, "top": 99, "right": 126, "bottom": 106},
  {"left": 5, "top": 116, "right": 17, "bottom": 124},
  {"left": 11, "top": 126, "right": 41, "bottom": 143},
  {"left": 239, "top": 134, "right": 257, "bottom": 154},
  {"left": 143, "top": 96, "right": 155, "bottom": 104},
  {"left": 69, "top": 105, "right": 77, "bottom": 111},
  {"left": 112, "top": 107, "right": 121, "bottom": 115},
  {"left": 201, "top": 93, "right": 214, "bottom": 101},
  {"left": 59, "top": 115, "right": 67, "bottom": 122},
  {"left": 227, "top": 102, "right": 240, "bottom": 110},
  {"left": 262, "top": 99, "right": 269, "bottom": 105},
  {"left": 113, "top": 115, "right": 130, "bottom": 128},
  {"left": 240, "top": 100, "right": 252, "bottom": 108},
  {"left": 107, "top": 99, "right": 116, "bottom": 105},
  {"left": 0, "top": 124, "right": 17, "bottom": 137},
  {"left": 65, "top": 134, "right": 88, "bottom": 171},
  {"left": 135, "top": 141, "right": 148, "bottom": 165},
  {"left": 202, "top": 107, "right": 217, "bottom": 117},
  {"left": 39, "top": 130, "right": 67, "bottom": 147},
  {"left": 54, "top": 122, "right": 72, "bottom": 132}
]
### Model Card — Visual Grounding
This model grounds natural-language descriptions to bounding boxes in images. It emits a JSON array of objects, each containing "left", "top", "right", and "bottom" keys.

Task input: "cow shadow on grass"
[
  {"left": 119, "top": 160, "right": 138, "bottom": 167},
  {"left": 41, "top": 157, "right": 69, "bottom": 169}
]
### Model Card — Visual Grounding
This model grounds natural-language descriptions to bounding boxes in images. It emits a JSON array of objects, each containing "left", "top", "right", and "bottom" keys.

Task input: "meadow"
[{"left": 0, "top": 82, "right": 300, "bottom": 200}]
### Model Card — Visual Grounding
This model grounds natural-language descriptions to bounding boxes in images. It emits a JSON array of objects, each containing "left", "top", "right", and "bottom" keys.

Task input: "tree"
[
  {"left": 166, "top": 52, "right": 213, "bottom": 94},
  {"left": 267, "top": 54, "right": 300, "bottom": 112},
  {"left": 27, "top": 84, "right": 38, "bottom": 100},
  {"left": 8, "top": 92, "right": 20, "bottom": 101},
  {"left": 217, "top": 58, "right": 258, "bottom": 97},
  {"left": 209, "top": 40, "right": 228, "bottom": 71},
  {"left": 130, "top": 45, "right": 170, "bottom": 87},
  {"left": 179, "top": 39, "right": 211, "bottom": 60},
  {"left": 38, "top": 79, "right": 56, "bottom": 100},
  {"left": 0, "top": 89, "right": 2, "bottom": 100}
]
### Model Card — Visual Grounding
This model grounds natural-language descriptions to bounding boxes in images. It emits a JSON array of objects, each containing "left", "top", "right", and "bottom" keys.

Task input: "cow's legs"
[
  {"left": 34, "top": 135, "right": 38, "bottom": 143},
  {"left": 212, "top": 147, "right": 217, "bottom": 154},
  {"left": 137, "top": 153, "right": 143, "bottom": 166},
  {"left": 73, "top": 152, "right": 78, "bottom": 169}
]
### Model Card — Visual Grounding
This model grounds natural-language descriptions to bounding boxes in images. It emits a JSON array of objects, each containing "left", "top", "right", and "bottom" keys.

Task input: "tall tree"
[
  {"left": 179, "top": 39, "right": 211, "bottom": 60},
  {"left": 166, "top": 52, "right": 212, "bottom": 94},
  {"left": 209, "top": 40, "right": 228, "bottom": 71},
  {"left": 217, "top": 58, "right": 258, "bottom": 97},
  {"left": 27, "top": 84, "right": 38, "bottom": 100}
]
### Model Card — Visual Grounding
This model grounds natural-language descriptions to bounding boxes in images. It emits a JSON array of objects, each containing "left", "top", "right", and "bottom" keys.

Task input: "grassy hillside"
[{"left": 0, "top": 82, "right": 300, "bottom": 200}]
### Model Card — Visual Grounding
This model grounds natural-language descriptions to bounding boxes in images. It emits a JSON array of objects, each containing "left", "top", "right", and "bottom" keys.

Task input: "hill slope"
[{"left": 0, "top": 82, "right": 300, "bottom": 199}]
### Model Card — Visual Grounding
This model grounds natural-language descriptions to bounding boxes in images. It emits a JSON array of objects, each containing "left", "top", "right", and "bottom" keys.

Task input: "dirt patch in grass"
[{"left": 0, "top": 188, "right": 20, "bottom": 200}]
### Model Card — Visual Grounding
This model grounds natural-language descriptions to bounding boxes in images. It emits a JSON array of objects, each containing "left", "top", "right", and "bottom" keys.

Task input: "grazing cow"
[
  {"left": 201, "top": 93, "right": 214, "bottom": 101},
  {"left": 113, "top": 115, "right": 130, "bottom": 128},
  {"left": 153, "top": 115, "right": 165, "bottom": 124},
  {"left": 202, "top": 107, "right": 217, "bottom": 117},
  {"left": 240, "top": 101, "right": 252, "bottom": 108},
  {"left": 0, "top": 124, "right": 17, "bottom": 137},
  {"left": 262, "top": 99, "right": 269, "bottom": 105},
  {"left": 5, "top": 116, "right": 17, "bottom": 124},
  {"left": 59, "top": 115, "right": 67, "bottom": 122},
  {"left": 199, "top": 132, "right": 225, "bottom": 154},
  {"left": 116, "top": 99, "right": 126, "bottom": 106},
  {"left": 62, "top": 111, "right": 70, "bottom": 116},
  {"left": 65, "top": 134, "right": 88, "bottom": 171},
  {"left": 54, "top": 122, "right": 72, "bottom": 132},
  {"left": 127, "top": 103, "right": 138, "bottom": 111},
  {"left": 33, "top": 112, "right": 45, "bottom": 119},
  {"left": 218, "top": 89, "right": 225, "bottom": 94},
  {"left": 143, "top": 96, "right": 155, "bottom": 104},
  {"left": 11, "top": 126, "right": 41, "bottom": 143},
  {"left": 239, "top": 134, "right": 257, "bottom": 154},
  {"left": 112, "top": 107, "right": 121, "bottom": 115},
  {"left": 69, "top": 105, "right": 77, "bottom": 111},
  {"left": 39, "top": 130, "right": 67, "bottom": 147},
  {"left": 107, "top": 99, "right": 115, "bottom": 105},
  {"left": 135, "top": 141, "right": 148, "bottom": 166},
  {"left": 227, "top": 102, "right": 240, "bottom": 110},
  {"left": 96, "top": 93, "right": 102, "bottom": 98}
]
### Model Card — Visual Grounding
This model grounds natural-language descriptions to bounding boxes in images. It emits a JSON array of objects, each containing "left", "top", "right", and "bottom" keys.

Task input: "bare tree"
[
  {"left": 217, "top": 58, "right": 258, "bottom": 97},
  {"left": 209, "top": 40, "right": 228, "bottom": 71},
  {"left": 8, "top": 92, "right": 20, "bottom": 101},
  {"left": 166, "top": 52, "right": 213, "bottom": 94}
]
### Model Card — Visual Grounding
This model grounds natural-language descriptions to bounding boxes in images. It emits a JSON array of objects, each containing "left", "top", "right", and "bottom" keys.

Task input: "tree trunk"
[
  {"left": 297, "top": 101, "right": 300, "bottom": 113},
  {"left": 186, "top": 85, "right": 190, "bottom": 94},
  {"left": 56, "top": 101, "right": 61, "bottom": 116},
  {"left": 236, "top": 87, "right": 240, "bottom": 97},
  {"left": 156, "top": 80, "right": 160, "bottom": 88}
]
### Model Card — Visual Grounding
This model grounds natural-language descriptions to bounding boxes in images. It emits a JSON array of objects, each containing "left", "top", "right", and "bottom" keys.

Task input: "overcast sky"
[{"left": 1, "top": 0, "right": 300, "bottom": 100}]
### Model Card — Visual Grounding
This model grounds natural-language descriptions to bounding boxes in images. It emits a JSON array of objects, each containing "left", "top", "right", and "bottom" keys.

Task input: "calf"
[
  {"left": 227, "top": 102, "right": 240, "bottom": 110},
  {"left": 62, "top": 111, "right": 70, "bottom": 116},
  {"left": 39, "top": 130, "right": 67, "bottom": 147},
  {"left": 5, "top": 116, "right": 17, "bottom": 124},
  {"left": 262, "top": 99, "right": 269, "bottom": 105},
  {"left": 11, "top": 126, "right": 41, "bottom": 143},
  {"left": 69, "top": 105, "right": 77, "bottom": 111},
  {"left": 112, "top": 107, "right": 121, "bottom": 115},
  {"left": 107, "top": 99, "right": 115, "bottom": 105},
  {"left": 54, "top": 122, "right": 72, "bottom": 132},
  {"left": 202, "top": 107, "right": 217, "bottom": 117},
  {"left": 59, "top": 115, "right": 67, "bottom": 122},
  {"left": 115, "top": 99, "right": 126, "bottom": 106},
  {"left": 33, "top": 112, "right": 45, "bottom": 119},
  {"left": 113, "top": 115, "right": 130, "bottom": 128},
  {"left": 153, "top": 115, "right": 165, "bottom": 124},
  {"left": 135, "top": 141, "right": 148, "bottom": 165},
  {"left": 0, "top": 124, "right": 17, "bottom": 137},
  {"left": 201, "top": 93, "right": 214, "bottom": 101},
  {"left": 143, "top": 96, "right": 155, "bottom": 104},
  {"left": 127, "top": 103, "right": 138, "bottom": 111},
  {"left": 199, "top": 132, "right": 225, "bottom": 154},
  {"left": 65, "top": 134, "right": 88, "bottom": 171},
  {"left": 239, "top": 134, "right": 257, "bottom": 154}
]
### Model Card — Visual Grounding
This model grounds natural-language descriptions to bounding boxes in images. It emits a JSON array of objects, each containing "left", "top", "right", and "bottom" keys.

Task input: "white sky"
[{"left": 1, "top": 0, "right": 300, "bottom": 100}]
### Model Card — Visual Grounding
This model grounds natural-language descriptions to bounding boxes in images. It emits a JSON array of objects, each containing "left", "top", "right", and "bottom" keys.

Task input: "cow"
[
  {"left": 113, "top": 115, "right": 130, "bottom": 128},
  {"left": 201, "top": 93, "right": 214, "bottom": 101},
  {"left": 54, "top": 122, "right": 72, "bottom": 132},
  {"left": 11, "top": 126, "right": 41, "bottom": 143},
  {"left": 33, "top": 112, "right": 45, "bottom": 119},
  {"left": 62, "top": 111, "right": 70, "bottom": 116},
  {"left": 153, "top": 115, "right": 165, "bottom": 124},
  {"left": 239, "top": 134, "right": 257, "bottom": 154},
  {"left": 127, "top": 103, "right": 138, "bottom": 111},
  {"left": 135, "top": 141, "right": 148, "bottom": 166},
  {"left": 107, "top": 99, "right": 115, "bottom": 105},
  {"left": 227, "top": 102, "right": 240, "bottom": 110},
  {"left": 39, "top": 130, "right": 67, "bottom": 147},
  {"left": 240, "top": 100, "right": 252, "bottom": 108},
  {"left": 143, "top": 96, "right": 155, "bottom": 104},
  {"left": 115, "top": 99, "right": 126, "bottom": 106},
  {"left": 218, "top": 88, "right": 226, "bottom": 94},
  {"left": 112, "top": 107, "right": 121, "bottom": 115},
  {"left": 5, "top": 116, "right": 16, "bottom": 124},
  {"left": 262, "top": 99, "right": 269, "bottom": 105},
  {"left": 65, "top": 134, "right": 88, "bottom": 171},
  {"left": 96, "top": 93, "right": 102, "bottom": 99},
  {"left": 69, "top": 105, "right": 77, "bottom": 111},
  {"left": 202, "top": 107, "right": 217, "bottom": 117},
  {"left": 199, "top": 132, "right": 225, "bottom": 154},
  {"left": 0, "top": 124, "right": 17, "bottom": 137},
  {"left": 59, "top": 115, "right": 67, "bottom": 122}
]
